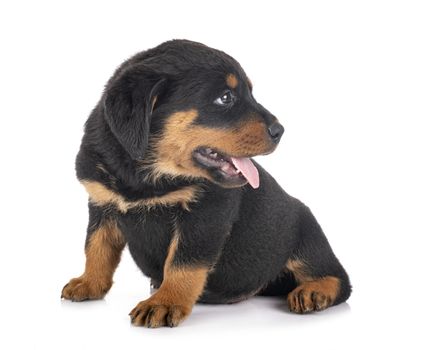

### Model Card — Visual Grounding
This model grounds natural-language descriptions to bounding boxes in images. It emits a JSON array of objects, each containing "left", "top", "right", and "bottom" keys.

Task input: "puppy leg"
[
  {"left": 130, "top": 193, "right": 234, "bottom": 328},
  {"left": 286, "top": 206, "right": 351, "bottom": 313},
  {"left": 62, "top": 205, "right": 125, "bottom": 301},
  {"left": 129, "top": 234, "right": 209, "bottom": 328}
]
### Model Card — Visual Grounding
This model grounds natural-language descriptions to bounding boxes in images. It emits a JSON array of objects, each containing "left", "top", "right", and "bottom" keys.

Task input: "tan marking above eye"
[{"left": 226, "top": 74, "right": 238, "bottom": 89}]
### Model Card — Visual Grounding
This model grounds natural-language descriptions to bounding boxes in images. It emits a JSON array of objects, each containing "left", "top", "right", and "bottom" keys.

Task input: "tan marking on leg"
[
  {"left": 61, "top": 220, "right": 125, "bottom": 301},
  {"left": 130, "top": 230, "right": 209, "bottom": 327},
  {"left": 287, "top": 276, "right": 340, "bottom": 314},
  {"left": 159, "top": 235, "right": 208, "bottom": 306},
  {"left": 226, "top": 73, "right": 238, "bottom": 89},
  {"left": 81, "top": 180, "right": 199, "bottom": 212}
]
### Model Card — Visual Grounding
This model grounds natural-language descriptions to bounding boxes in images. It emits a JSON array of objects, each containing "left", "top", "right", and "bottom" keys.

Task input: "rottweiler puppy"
[{"left": 61, "top": 39, "right": 351, "bottom": 328}]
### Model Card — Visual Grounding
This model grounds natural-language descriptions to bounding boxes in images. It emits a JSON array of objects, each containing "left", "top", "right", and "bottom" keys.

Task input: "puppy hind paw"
[{"left": 287, "top": 277, "right": 339, "bottom": 314}]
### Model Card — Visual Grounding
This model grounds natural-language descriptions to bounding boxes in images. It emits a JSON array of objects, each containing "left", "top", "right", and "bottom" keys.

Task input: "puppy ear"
[{"left": 103, "top": 65, "right": 167, "bottom": 159}]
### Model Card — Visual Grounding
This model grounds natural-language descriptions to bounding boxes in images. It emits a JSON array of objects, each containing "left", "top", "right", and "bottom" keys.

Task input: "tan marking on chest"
[{"left": 81, "top": 180, "right": 199, "bottom": 213}]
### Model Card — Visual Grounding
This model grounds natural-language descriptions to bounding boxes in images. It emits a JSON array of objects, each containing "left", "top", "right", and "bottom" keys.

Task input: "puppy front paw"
[
  {"left": 129, "top": 298, "right": 191, "bottom": 328},
  {"left": 61, "top": 276, "right": 111, "bottom": 301}
]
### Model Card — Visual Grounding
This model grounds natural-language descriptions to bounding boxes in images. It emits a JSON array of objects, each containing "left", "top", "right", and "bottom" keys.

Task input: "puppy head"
[{"left": 103, "top": 40, "right": 284, "bottom": 189}]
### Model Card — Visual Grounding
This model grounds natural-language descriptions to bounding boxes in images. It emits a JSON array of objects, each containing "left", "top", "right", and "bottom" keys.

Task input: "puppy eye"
[{"left": 214, "top": 91, "right": 235, "bottom": 105}]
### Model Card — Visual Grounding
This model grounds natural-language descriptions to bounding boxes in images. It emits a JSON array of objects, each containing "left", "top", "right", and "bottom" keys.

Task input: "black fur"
[{"left": 73, "top": 40, "right": 351, "bottom": 310}]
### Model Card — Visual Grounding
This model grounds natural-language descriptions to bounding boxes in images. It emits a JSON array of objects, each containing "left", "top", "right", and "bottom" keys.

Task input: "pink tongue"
[{"left": 230, "top": 157, "right": 260, "bottom": 189}]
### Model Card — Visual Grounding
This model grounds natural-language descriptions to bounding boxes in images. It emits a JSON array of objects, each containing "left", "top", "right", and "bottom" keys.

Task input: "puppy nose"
[{"left": 267, "top": 122, "right": 284, "bottom": 143}]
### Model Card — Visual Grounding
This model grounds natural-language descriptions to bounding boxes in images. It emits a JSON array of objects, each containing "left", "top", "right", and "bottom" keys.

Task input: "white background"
[{"left": 1, "top": 1, "right": 435, "bottom": 349}]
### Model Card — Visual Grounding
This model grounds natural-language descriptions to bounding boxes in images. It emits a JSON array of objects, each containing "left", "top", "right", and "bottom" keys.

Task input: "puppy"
[{"left": 61, "top": 40, "right": 351, "bottom": 328}]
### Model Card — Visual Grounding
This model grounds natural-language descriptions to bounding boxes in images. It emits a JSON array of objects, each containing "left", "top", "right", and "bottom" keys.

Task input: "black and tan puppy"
[{"left": 61, "top": 40, "right": 351, "bottom": 327}]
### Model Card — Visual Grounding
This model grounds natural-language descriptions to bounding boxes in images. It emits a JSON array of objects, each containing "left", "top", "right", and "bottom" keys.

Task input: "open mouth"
[{"left": 193, "top": 147, "right": 259, "bottom": 189}]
